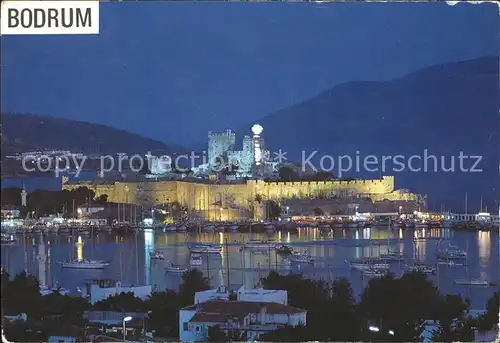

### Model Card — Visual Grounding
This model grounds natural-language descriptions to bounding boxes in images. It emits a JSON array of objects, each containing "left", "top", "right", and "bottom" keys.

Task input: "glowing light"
[
  {"left": 123, "top": 316, "right": 132, "bottom": 322},
  {"left": 251, "top": 124, "right": 263, "bottom": 135}
]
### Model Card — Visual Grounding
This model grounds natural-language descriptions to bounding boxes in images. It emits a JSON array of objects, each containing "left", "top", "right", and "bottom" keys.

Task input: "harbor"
[{"left": 1, "top": 225, "right": 498, "bottom": 310}]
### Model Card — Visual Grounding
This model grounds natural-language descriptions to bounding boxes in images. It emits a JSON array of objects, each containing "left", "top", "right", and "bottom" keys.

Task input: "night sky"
[{"left": 1, "top": 2, "right": 498, "bottom": 146}]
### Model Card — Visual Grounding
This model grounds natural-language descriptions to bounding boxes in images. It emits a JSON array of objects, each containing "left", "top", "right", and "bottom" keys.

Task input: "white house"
[
  {"left": 80, "top": 281, "right": 152, "bottom": 304},
  {"left": 179, "top": 300, "right": 307, "bottom": 342},
  {"left": 195, "top": 286, "right": 229, "bottom": 304},
  {"left": 237, "top": 286, "right": 288, "bottom": 305}
]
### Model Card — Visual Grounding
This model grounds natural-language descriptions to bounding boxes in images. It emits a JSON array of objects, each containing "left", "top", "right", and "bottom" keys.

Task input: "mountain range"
[
  {"left": 1, "top": 113, "right": 174, "bottom": 156},
  {"left": 237, "top": 56, "right": 499, "bottom": 211},
  {"left": 2, "top": 56, "right": 498, "bottom": 211}
]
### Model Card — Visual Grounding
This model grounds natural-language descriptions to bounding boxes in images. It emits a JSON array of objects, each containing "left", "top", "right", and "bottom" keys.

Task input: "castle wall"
[{"left": 63, "top": 176, "right": 414, "bottom": 220}]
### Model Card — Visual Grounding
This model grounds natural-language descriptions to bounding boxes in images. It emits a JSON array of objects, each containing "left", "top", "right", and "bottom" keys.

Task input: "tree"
[
  {"left": 267, "top": 201, "right": 281, "bottom": 220},
  {"left": 2, "top": 271, "right": 43, "bottom": 319},
  {"left": 259, "top": 325, "right": 309, "bottom": 342},
  {"left": 254, "top": 194, "right": 263, "bottom": 204},
  {"left": 207, "top": 325, "right": 246, "bottom": 342},
  {"left": 145, "top": 290, "right": 182, "bottom": 338},
  {"left": 179, "top": 270, "right": 210, "bottom": 306},
  {"left": 93, "top": 292, "right": 146, "bottom": 312},
  {"left": 311, "top": 171, "right": 333, "bottom": 181},
  {"left": 313, "top": 207, "right": 324, "bottom": 216},
  {"left": 278, "top": 166, "right": 299, "bottom": 181},
  {"left": 478, "top": 292, "right": 499, "bottom": 331}
]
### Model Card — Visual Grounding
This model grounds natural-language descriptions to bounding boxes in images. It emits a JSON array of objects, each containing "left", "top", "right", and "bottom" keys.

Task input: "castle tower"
[
  {"left": 208, "top": 129, "right": 236, "bottom": 170},
  {"left": 251, "top": 124, "right": 264, "bottom": 166}
]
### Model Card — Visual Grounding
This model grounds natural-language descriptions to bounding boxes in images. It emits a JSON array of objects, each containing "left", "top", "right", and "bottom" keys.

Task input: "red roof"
[{"left": 183, "top": 300, "right": 305, "bottom": 318}]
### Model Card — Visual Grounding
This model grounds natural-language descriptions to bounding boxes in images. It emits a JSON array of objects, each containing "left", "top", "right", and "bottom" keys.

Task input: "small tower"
[{"left": 21, "top": 186, "right": 27, "bottom": 207}]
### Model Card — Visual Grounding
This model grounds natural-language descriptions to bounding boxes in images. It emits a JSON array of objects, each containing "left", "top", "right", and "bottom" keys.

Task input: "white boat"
[
  {"left": 288, "top": 252, "right": 314, "bottom": 264},
  {"left": 406, "top": 264, "right": 436, "bottom": 274},
  {"left": 59, "top": 259, "right": 110, "bottom": 269},
  {"left": 437, "top": 260, "right": 463, "bottom": 267},
  {"left": 190, "top": 254, "right": 203, "bottom": 266},
  {"left": 177, "top": 225, "right": 187, "bottom": 232},
  {"left": 40, "top": 284, "right": 70, "bottom": 296},
  {"left": 189, "top": 244, "right": 222, "bottom": 254},
  {"left": 362, "top": 269, "right": 387, "bottom": 277},
  {"left": 454, "top": 278, "right": 489, "bottom": 286},
  {"left": 379, "top": 251, "right": 405, "bottom": 262},
  {"left": 149, "top": 251, "right": 164, "bottom": 260},
  {"left": 244, "top": 239, "right": 277, "bottom": 250},
  {"left": 344, "top": 259, "right": 389, "bottom": 271},
  {"left": 165, "top": 262, "right": 188, "bottom": 273},
  {"left": 436, "top": 247, "right": 467, "bottom": 260}
]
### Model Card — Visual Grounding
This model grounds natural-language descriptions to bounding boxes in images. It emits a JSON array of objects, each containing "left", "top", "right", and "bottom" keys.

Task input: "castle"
[
  {"left": 62, "top": 176, "right": 419, "bottom": 220},
  {"left": 149, "top": 125, "right": 277, "bottom": 178}
]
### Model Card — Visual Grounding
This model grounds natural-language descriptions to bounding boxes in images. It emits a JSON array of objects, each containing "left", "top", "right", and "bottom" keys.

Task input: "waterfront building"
[
  {"left": 194, "top": 286, "right": 288, "bottom": 305},
  {"left": 1, "top": 205, "right": 20, "bottom": 219},
  {"left": 179, "top": 300, "right": 307, "bottom": 341},
  {"left": 80, "top": 280, "right": 152, "bottom": 305}
]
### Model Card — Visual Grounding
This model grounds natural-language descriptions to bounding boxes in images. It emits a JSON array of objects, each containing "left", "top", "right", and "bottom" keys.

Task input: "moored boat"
[
  {"left": 454, "top": 278, "right": 489, "bottom": 286},
  {"left": 275, "top": 244, "right": 293, "bottom": 254},
  {"left": 344, "top": 259, "right": 389, "bottom": 271},
  {"left": 150, "top": 251, "right": 164, "bottom": 260},
  {"left": 245, "top": 239, "right": 277, "bottom": 250},
  {"left": 190, "top": 254, "right": 203, "bottom": 266},
  {"left": 361, "top": 269, "right": 387, "bottom": 277},
  {"left": 379, "top": 251, "right": 404, "bottom": 262},
  {"left": 59, "top": 259, "right": 110, "bottom": 269},
  {"left": 189, "top": 244, "right": 222, "bottom": 254},
  {"left": 405, "top": 264, "right": 436, "bottom": 274},
  {"left": 165, "top": 262, "right": 188, "bottom": 273},
  {"left": 288, "top": 252, "right": 314, "bottom": 264}
]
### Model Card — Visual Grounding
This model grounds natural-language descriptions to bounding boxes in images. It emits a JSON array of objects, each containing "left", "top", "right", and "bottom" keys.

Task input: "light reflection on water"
[{"left": 1, "top": 226, "right": 498, "bottom": 309}]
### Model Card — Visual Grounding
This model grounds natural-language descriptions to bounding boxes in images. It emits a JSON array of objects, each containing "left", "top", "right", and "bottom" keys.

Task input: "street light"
[
  {"left": 369, "top": 326, "right": 380, "bottom": 332},
  {"left": 123, "top": 316, "right": 132, "bottom": 341}
]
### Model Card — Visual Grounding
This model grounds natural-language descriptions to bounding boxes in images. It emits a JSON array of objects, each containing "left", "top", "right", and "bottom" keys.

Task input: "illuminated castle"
[
  {"left": 63, "top": 176, "right": 420, "bottom": 221},
  {"left": 201, "top": 124, "right": 275, "bottom": 178}
]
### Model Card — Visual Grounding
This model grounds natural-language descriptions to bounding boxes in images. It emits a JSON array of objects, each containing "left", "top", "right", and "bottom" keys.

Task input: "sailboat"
[
  {"left": 406, "top": 245, "right": 436, "bottom": 274},
  {"left": 288, "top": 250, "right": 314, "bottom": 264},
  {"left": 380, "top": 217, "right": 405, "bottom": 262},
  {"left": 59, "top": 227, "right": 110, "bottom": 269},
  {"left": 454, "top": 240, "right": 489, "bottom": 286}
]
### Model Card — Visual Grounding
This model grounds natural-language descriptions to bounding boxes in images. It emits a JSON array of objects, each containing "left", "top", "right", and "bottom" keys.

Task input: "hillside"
[
  {"left": 1, "top": 113, "right": 173, "bottom": 155},
  {"left": 243, "top": 56, "right": 499, "bottom": 210}
]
